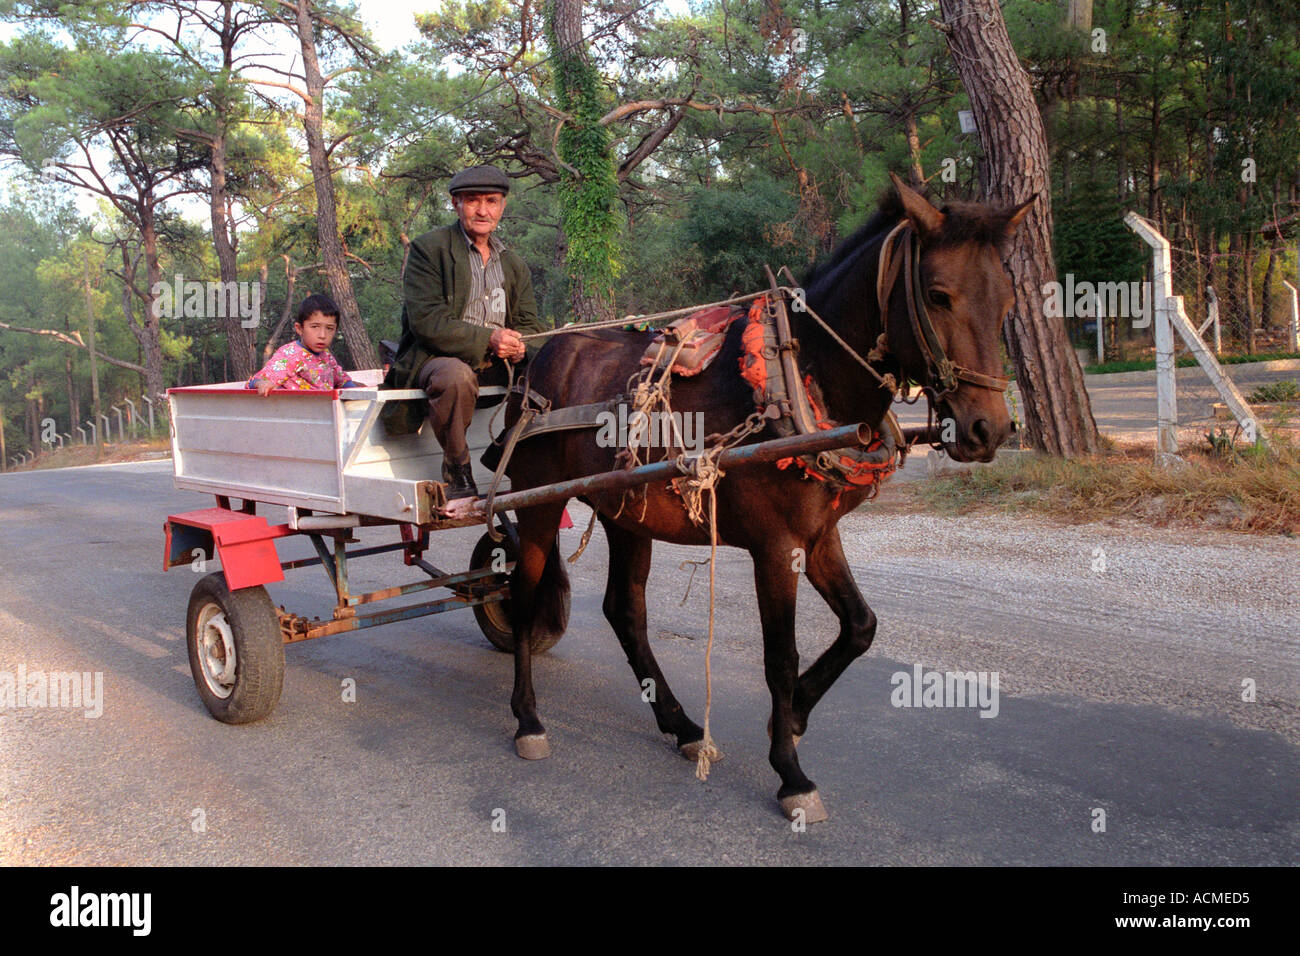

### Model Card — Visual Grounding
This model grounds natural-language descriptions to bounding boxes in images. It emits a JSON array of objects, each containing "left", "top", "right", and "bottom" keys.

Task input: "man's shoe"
[{"left": 442, "top": 460, "right": 479, "bottom": 500}]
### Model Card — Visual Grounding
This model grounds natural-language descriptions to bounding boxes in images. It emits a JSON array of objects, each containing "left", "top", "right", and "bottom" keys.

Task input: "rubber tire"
[
  {"left": 469, "top": 531, "right": 561, "bottom": 655},
  {"left": 185, "top": 572, "right": 285, "bottom": 724}
]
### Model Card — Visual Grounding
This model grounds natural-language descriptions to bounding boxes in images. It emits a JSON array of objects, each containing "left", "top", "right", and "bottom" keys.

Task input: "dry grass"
[
  {"left": 3, "top": 438, "right": 171, "bottom": 473},
  {"left": 914, "top": 438, "right": 1300, "bottom": 534}
]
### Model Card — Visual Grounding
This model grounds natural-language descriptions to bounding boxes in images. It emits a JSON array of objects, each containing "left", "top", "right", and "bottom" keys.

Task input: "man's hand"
[{"left": 489, "top": 327, "right": 526, "bottom": 362}]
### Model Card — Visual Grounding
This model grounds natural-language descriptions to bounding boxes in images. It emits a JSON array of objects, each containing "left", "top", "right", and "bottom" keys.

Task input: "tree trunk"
[
  {"left": 1114, "top": 75, "right": 1126, "bottom": 198},
  {"left": 294, "top": 0, "right": 377, "bottom": 370},
  {"left": 209, "top": 6, "right": 256, "bottom": 380},
  {"left": 64, "top": 345, "right": 79, "bottom": 433},
  {"left": 1243, "top": 237, "right": 1256, "bottom": 353},
  {"left": 139, "top": 214, "right": 166, "bottom": 399},
  {"left": 1260, "top": 238, "right": 1277, "bottom": 331},
  {"left": 548, "top": 0, "right": 618, "bottom": 323},
  {"left": 82, "top": 252, "right": 102, "bottom": 432},
  {"left": 938, "top": 0, "right": 1100, "bottom": 456}
]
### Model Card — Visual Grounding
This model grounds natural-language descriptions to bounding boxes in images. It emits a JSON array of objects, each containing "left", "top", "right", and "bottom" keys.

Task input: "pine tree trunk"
[
  {"left": 209, "top": 12, "right": 256, "bottom": 381},
  {"left": 295, "top": 0, "right": 377, "bottom": 370},
  {"left": 938, "top": 0, "right": 1100, "bottom": 456},
  {"left": 139, "top": 209, "right": 166, "bottom": 399},
  {"left": 548, "top": 0, "right": 619, "bottom": 324}
]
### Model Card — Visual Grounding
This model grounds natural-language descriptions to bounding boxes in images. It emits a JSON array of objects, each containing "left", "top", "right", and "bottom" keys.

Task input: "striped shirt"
[{"left": 459, "top": 223, "right": 507, "bottom": 330}]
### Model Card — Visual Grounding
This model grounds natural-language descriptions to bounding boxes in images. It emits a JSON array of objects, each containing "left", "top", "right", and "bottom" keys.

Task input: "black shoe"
[{"left": 442, "top": 460, "right": 479, "bottom": 500}]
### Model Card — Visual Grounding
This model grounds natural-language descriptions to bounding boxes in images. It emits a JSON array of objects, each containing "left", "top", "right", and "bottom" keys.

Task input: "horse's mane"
[{"left": 803, "top": 186, "right": 1013, "bottom": 293}]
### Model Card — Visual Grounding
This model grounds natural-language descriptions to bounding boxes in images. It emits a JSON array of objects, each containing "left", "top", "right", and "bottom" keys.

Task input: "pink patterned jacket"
[{"left": 247, "top": 340, "right": 357, "bottom": 391}]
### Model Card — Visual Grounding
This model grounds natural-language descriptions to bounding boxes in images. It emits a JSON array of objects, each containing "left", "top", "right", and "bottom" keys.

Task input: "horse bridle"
[{"left": 875, "top": 220, "right": 1011, "bottom": 401}]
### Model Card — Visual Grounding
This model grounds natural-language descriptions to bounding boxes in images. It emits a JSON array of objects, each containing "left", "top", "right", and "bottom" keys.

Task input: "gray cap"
[{"left": 448, "top": 164, "right": 510, "bottom": 196}]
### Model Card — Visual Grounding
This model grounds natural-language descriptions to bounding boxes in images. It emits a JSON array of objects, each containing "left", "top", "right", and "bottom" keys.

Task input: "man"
[{"left": 381, "top": 164, "right": 546, "bottom": 499}]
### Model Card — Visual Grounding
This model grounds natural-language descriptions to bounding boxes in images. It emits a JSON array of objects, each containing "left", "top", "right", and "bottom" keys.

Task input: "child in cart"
[{"left": 247, "top": 293, "right": 363, "bottom": 394}]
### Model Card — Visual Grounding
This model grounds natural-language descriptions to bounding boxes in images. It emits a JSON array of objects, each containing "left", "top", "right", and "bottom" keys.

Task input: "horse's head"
[{"left": 885, "top": 174, "right": 1033, "bottom": 463}]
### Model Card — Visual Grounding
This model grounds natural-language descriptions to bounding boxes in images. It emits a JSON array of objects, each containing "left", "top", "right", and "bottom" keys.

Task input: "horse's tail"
[{"left": 528, "top": 538, "right": 571, "bottom": 647}]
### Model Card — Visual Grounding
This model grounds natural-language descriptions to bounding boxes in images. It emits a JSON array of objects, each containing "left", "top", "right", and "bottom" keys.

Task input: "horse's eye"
[{"left": 928, "top": 290, "right": 951, "bottom": 310}]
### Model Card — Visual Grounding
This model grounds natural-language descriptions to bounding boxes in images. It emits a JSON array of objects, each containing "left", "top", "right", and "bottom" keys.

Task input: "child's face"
[{"left": 296, "top": 311, "right": 337, "bottom": 353}]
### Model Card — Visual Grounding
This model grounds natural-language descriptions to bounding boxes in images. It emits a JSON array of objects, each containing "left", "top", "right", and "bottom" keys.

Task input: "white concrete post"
[
  {"left": 1283, "top": 280, "right": 1299, "bottom": 353},
  {"left": 1206, "top": 286, "right": 1221, "bottom": 356},
  {"left": 1125, "top": 212, "right": 1180, "bottom": 463}
]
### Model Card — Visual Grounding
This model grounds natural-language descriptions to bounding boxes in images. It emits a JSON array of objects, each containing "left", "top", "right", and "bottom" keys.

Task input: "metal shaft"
[{"left": 483, "top": 423, "right": 876, "bottom": 514}]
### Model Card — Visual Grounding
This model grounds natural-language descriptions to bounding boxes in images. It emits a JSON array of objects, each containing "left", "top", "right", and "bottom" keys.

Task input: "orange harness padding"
[
  {"left": 738, "top": 296, "right": 771, "bottom": 397},
  {"left": 774, "top": 374, "right": 897, "bottom": 505}
]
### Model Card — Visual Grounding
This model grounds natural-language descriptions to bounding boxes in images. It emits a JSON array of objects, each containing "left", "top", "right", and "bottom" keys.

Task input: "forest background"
[{"left": 0, "top": 0, "right": 1295, "bottom": 461}]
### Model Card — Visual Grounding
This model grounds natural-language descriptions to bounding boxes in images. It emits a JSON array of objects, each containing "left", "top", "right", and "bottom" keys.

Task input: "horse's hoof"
[
  {"left": 679, "top": 739, "right": 723, "bottom": 764},
  {"left": 515, "top": 734, "right": 551, "bottom": 760},
  {"left": 779, "top": 790, "right": 828, "bottom": 824},
  {"left": 767, "top": 716, "right": 802, "bottom": 747}
]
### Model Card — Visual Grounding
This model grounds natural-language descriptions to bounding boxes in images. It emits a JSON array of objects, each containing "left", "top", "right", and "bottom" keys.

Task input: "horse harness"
[{"left": 478, "top": 219, "right": 1011, "bottom": 528}]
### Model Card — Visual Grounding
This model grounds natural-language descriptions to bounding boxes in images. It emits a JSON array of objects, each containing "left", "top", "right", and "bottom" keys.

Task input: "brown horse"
[{"left": 499, "top": 176, "right": 1032, "bottom": 821}]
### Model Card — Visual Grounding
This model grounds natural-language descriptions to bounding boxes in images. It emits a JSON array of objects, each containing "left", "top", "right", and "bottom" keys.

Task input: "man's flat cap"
[{"left": 448, "top": 165, "right": 510, "bottom": 196}]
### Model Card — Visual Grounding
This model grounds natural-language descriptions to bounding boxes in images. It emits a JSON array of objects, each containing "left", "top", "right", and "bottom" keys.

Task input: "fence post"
[
  {"left": 1283, "top": 280, "right": 1299, "bottom": 353},
  {"left": 1096, "top": 296, "right": 1105, "bottom": 364},
  {"left": 85, "top": 420, "right": 97, "bottom": 446},
  {"left": 99, "top": 414, "right": 111, "bottom": 444},
  {"left": 1206, "top": 286, "right": 1221, "bottom": 356},
  {"left": 1125, "top": 212, "right": 1180, "bottom": 464},
  {"left": 76, "top": 426, "right": 87, "bottom": 445},
  {"left": 123, "top": 398, "right": 137, "bottom": 438}
]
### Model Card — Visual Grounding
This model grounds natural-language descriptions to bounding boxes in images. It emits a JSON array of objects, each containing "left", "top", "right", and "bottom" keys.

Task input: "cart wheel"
[
  {"left": 469, "top": 531, "right": 561, "bottom": 655},
  {"left": 185, "top": 572, "right": 284, "bottom": 724}
]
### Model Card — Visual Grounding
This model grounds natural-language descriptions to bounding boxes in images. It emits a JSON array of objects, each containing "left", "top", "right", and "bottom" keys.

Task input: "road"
[{"left": 1, "top": 460, "right": 1295, "bottom": 865}]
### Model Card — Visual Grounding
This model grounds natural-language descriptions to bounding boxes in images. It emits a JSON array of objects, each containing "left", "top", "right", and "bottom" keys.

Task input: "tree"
[
  {"left": 0, "top": 36, "right": 204, "bottom": 398},
  {"left": 259, "top": 0, "right": 379, "bottom": 370},
  {"left": 938, "top": 0, "right": 1100, "bottom": 456}
]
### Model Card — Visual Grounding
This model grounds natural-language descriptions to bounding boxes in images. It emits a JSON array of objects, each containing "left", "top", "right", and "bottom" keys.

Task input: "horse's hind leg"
[
  {"left": 791, "top": 526, "right": 877, "bottom": 738},
  {"left": 753, "top": 544, "right": 827, "bottom": 822},
  {"left": 598, "top": 515, "right": 710, "bottom": 759},
  {"left": 508, "top": 501, "right": 568, "bottom": 760}
]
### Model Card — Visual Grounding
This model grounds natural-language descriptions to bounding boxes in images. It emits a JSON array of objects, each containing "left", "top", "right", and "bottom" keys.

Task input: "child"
[{"left": 247, "top": 293, "right": 362, "bottom": 394}]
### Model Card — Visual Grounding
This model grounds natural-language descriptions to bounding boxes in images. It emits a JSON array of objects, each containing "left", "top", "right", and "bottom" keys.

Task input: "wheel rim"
[
  {"left": 196, "top": 602, "right": 237, "bottom": 699},
  {"left": 481, "top": 590, "right": 511, "bottom": 633}
]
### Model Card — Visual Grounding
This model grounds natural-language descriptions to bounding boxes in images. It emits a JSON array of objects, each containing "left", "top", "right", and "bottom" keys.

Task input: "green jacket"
[{"left": 381, "top": 223, "right": 546, "bottom": 435}]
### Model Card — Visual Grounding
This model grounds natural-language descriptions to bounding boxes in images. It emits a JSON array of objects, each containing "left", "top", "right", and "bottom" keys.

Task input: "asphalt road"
[{"left": 1, "top": 460, "right": 1295, "bottom": 865}]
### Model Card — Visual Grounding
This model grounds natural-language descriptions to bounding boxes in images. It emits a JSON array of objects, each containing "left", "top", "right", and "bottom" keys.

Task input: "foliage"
[{"left": 1248, "top": 380, "right": 1300, "bottom": 404}]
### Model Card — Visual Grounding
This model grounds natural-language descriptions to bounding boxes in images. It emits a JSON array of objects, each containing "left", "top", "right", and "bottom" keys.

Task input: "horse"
[{"left": 497, "top": 175, "right": 1033, "bottom": 822}]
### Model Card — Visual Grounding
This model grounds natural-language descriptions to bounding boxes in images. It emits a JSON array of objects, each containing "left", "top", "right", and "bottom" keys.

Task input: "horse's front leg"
[
  {"left": 791, "top": 525, "right": 877, "bottom": 738},
  {"left": 753, "top": 543, "right": 827, "bottom": 823}
]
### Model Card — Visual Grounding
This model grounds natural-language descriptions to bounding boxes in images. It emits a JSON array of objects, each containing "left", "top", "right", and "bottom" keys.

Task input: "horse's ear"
[
  {"left": 1000, "top": 196, "right": 1036, "bottom": 239},
  {"left": 890, "top": 172, "right": 944, "bottom": 237}
]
